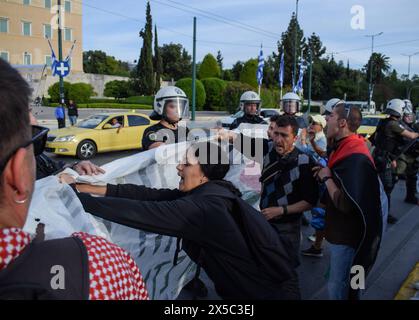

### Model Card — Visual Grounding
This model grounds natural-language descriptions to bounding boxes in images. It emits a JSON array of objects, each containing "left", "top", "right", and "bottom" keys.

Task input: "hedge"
[
  {"left": 223, "top": 81, "right": 254, "bottom": 114},
  {"left": 175, "top": 78, "right": 206, "bottom": 111},
  {"left": 201, "top": 78, "right": 227, "bottom": 111}
]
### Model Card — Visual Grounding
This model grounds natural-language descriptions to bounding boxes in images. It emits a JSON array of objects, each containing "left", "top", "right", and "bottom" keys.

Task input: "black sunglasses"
[{"left": 0, "top": 125, "right": 49, "bottom": 174}]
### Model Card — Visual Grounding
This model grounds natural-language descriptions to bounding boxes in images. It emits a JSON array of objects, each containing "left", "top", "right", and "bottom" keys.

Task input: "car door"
[
  {"left": 98, "top": 115, "right": 127, "bottom": 151},
  {"left": 125, "top": 115, "right": 151, "bottom": 149}
]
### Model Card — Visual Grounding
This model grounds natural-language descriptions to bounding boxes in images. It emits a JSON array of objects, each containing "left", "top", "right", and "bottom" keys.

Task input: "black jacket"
[
  {"left": 67, "top": 103, "right": 78, "bottom": 116},
  {"left": 0, "top": 237, "right": 89, "bottom": 299},
  {"left": 75, "top": 180, "right": 294, "bottom": 299}
]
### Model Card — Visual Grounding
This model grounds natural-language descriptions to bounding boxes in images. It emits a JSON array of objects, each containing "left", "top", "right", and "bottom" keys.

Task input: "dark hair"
[
  {"left": 190, "top": 141, "right": 230, "bottom": 180},
  {"left": 273, "top": 115, "right": 299, "bottom": 136},
  {"left": 269, "top": 114, "right": 280, "bottom": 123},
  {"left": 335, "top": 104, "right": 362, "bottom": 132},
  {"left": 0, "top": 60, "right": 31, "bottom": 193}
]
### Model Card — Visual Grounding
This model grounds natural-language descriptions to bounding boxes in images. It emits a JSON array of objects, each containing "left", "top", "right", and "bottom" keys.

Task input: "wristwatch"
[
  {"left": 282, "top": 205, "right": 288, "bottom": 216},
  {"left": 320, "top": 176, "right": 333, "bottom": 184}
]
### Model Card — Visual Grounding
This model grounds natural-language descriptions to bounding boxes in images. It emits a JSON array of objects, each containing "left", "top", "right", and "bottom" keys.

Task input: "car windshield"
[
  {"left": 233, "top": 110, "right": 244, "bottom": 118},
  {"left": 77, "top": 115, "right": 109, "bottom": 129},
  {"left": 361, "top": 117, "right": 380, "bottom": 126}
]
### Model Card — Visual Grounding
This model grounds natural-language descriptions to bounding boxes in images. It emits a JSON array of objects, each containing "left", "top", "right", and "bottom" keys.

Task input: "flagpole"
[{"left": 57, "top": 0, "right": 65, "bottom": 105}]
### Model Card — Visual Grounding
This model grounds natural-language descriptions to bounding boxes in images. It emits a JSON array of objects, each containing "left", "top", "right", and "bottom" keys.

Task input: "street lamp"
[
  {"left": 402, "top": 52, "right": 419, "bottom": 99},
  {"left": 401, "top": 51, "right": 419, "bottom": 80},
  {"left": 293, "top": 0, "right": 300, "bottom": 89},
  {"left": 365, "top": 32, "right": 383, "bottom": 109}
]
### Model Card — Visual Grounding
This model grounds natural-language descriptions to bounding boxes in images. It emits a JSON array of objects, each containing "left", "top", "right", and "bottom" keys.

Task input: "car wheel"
[{"left": 76, "top": 140, "right": 97, "bottom": 160}]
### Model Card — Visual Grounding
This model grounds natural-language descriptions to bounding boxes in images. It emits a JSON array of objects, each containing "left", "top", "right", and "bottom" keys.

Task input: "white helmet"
[
  {"left": 281, "top": 92, "right": 301, "bottom": 115},
  {"left": 151, "top": 86, "right": 189, "bottom": 123},
  {"left": 239, "top": 91, "right": 261, "bottom": 115},
  {"left": 403, "top": 99, "right": 415, "bottom": 123},
  {"left": 385, "top": 99, "right": 404, "bottom": 118},
  {"left": 324, "top": 98, "right": 345, "bottom": 115}
]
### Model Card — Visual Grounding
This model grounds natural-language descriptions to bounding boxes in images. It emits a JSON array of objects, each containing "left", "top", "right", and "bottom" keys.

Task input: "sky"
[{"left": 83, "top": 0, "right": 419, "bottom": 78}]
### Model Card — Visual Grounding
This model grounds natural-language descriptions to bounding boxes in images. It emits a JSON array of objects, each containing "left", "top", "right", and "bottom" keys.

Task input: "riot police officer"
[
  {"left": 396, "top": 100, "right": 419, "bottom": 204},
  {"left": 229, "top": 91, "right": 267, "bottom": 130},
  {"left": 371, "top": 99, "right": 419, "bottom": 223},
  {"left": 142, "top": 86, "right": 190, "bottom": 150}
]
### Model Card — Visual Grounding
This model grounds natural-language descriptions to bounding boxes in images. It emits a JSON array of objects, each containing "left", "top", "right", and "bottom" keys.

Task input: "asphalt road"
[{"left": 41, "top": 109, "right": 419, "bottom": 300}]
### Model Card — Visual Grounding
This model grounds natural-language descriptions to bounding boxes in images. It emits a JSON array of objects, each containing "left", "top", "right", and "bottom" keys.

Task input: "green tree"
[
  {"left": 303, "top": 32, "right": 326, "bottom": 61},
  {"left": 201, "top": 78, "right": 226, "bottom": 111},
  {"left": 223, "top": 81, "right": 254, "bottom": 114},
  {"left": 175, "top": 78, "right": 206, "bottom": 111},
  {"left": 277, "top": 12, "right": 306, "bottom": 88},
  {"left": 216, "top": 50, "right": 223, "bottom": 71},
  {"left": 104, "top": 80, "right": 130, "bottom": 101},
  {"left": 48, "top": 81, "right": 71, "bottom": 102},
  {"left": 198, "top": 54, "right": 221, "bottom": 79},
  {"left": 136, "top": 1, "right": 154, "bottom": 95},
  {"left": 154, "top": 24, "right": 163, "bottom": 93},
  {"left": 160, "top": 43, "right": 192, "bottom": 80},
  {"left": 364, "top": 52, "right": 391, "bottom": 84},
  {"left": 83, "top": 50, "right": 130, "bottom": 76},
  {"left": 231, "top": 61, "right": 244, "bottom": 81},
  {"left": 239, "top": 59, "right": 258, "bottom": 88},
  {"left": 68, "top": 83, "right": 96, "bottom": 103}
]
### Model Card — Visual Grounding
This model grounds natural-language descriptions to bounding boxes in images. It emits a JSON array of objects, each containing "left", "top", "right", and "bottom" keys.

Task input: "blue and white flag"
[
  {"left": 293, "top": 57, "right": 306, "bottom": 94},
  {"left": 256, "top": 46, "right": 264, "bottom": 87},
  {"left": 279, "top": 49, "right": 285, "bottom": 89},
  {"left": 46, "top": 37, "right": 58, "bottom": 76}
]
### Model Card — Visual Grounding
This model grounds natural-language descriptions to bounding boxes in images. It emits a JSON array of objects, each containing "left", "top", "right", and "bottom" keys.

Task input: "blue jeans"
[
  {"left": 69, "top": 115, "right": 78, "bottom": 126},
  {"left": 328, "top": 244, "right": 356, "bottom": 300}
]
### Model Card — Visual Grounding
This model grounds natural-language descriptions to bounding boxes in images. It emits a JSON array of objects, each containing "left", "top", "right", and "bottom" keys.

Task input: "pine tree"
[
  {"left": 154, "top": 24, "right": 163, "bottom": 92},
  {"left": 136, "top": 1, "right": 154, "bottom": 95},
  {"left": 198, "top": 54, "right": 221, "bottom": 79},
  {"left": 277, "top": 12, "right": 306, "bottom": 88},
  {"left": 216, "top": 50, "right": 223, "bottom": 72},
  {"left": 303, "top": 32, "right": 326, "bottom": 61}
]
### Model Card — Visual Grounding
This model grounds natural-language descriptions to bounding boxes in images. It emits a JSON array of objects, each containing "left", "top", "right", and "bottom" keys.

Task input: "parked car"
[
  {"left": 45, "top": 112, "right": 158, "bottom": 159},
  {"left": 219, "top": 108, "right": 280, "bottom": 128}
]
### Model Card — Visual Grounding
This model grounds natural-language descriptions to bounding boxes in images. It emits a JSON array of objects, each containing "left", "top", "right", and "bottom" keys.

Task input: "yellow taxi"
[
  {"left": 357, "top": 114, "right": 387, "bottom": 138},
  {"left": 45, "top": 112, "right": 158, "bottom": 159}
]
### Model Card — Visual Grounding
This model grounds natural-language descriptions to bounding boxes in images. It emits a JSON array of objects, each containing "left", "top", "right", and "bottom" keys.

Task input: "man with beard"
[{"left": 314, "top": 102, "right": 383, "bottom": 300}]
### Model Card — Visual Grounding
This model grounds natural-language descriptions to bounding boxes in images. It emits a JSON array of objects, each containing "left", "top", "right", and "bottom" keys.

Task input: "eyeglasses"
[{"left": 0, "top": 125, "right": 49, "bottom": 174}]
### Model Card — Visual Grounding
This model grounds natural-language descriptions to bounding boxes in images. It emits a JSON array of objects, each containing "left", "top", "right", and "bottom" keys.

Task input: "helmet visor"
[
  {"left": 163, "top": 98, "right": 189, "bottom": 121},
  {"left": 282, "top": 100, "right": 299, "bottom": 114}
]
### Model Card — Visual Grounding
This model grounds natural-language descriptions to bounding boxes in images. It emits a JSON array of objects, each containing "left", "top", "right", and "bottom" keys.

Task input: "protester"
[
  {"left": 29, "top": 110, "right": 105, "bottom": 180},
  {"left": 59, "top": 140, "right": 298, "bottom": 300},
  {"left": 0, "top": 59, "right": 148, "bottom": 300},
  {"left": 229, "top": 91, "right": 267, "bottom": 130},
  {"left": 67, "top": 99, "right": 78, "bottom": 126},
  {"left": 219, "top": 115, "right": 319, "bottom": 298},
  {"left": 142, "top": 86, "right": 190, "bottom": 150},
  {"left": 55, "top": 103, "right": 65, "bottom": 129},
  {"left": 370, "top": 99, "right": 419, "bottom": 223},
  {"left": 314, "top": 102, "right": 383, "bottom": 300},
  {"left": 396, "top": 100, "right": 419, "bottom": 204},
  {"left": 300, "top": 114, "right": 328, "bottom": 258}
]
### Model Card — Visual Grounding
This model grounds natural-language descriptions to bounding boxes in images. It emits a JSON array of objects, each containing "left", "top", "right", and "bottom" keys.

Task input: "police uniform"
[
  {"left": 142, "top": 122, "right": 189, "bottom": 150},
  {"left": 371, "top": 117, "right": 405, "bottom": 205},
  {"left": 396, "top": 121, "right": 419, "bottom": 202},
  {"left": 229, "top": 114, "right": 267, "bottom": 130}
]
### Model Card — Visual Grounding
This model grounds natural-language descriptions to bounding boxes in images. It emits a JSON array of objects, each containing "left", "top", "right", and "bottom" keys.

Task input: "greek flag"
[
  {"left": 293, "top": 57, "right": 306, "bottom": 94},
  {"left": 279, "top": 50, "right": 285, "bottom": 88},
  {"left": 46, "top": 37, "right": 58, "bottom": 76},
  {"left": 256, "top": 46, "right": 264, "bottom": 86}
]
